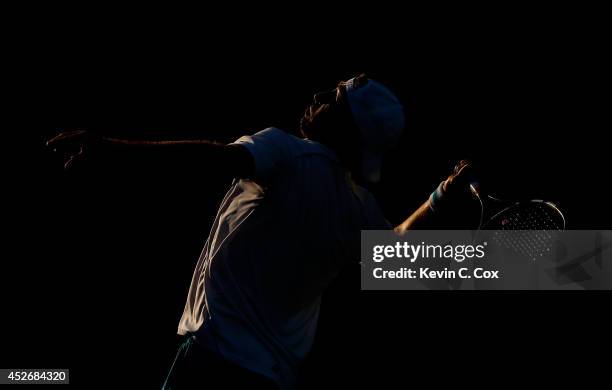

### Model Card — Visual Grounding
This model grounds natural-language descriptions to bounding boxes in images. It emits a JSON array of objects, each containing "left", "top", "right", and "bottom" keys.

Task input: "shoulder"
[
  {"left": 233, "top": 127, "right": 337, "bottom": 160},
  {"left": 233, "top": 127, "right": 302, "bottom": 154},
  {"left": 230, "top": 128, "right": 306, "bottom": 180}
]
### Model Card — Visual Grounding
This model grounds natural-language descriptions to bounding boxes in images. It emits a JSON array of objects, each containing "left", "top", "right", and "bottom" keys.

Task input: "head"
[{"left": 300, "top": 74, "right": 404, "bottom": 183}]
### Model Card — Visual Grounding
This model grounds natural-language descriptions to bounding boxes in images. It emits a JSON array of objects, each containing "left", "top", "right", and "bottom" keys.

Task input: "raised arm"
[
  {"left": 46, "top": 129, "right": 254, "bottom": 178},
  {"left": 394, "top": 160, "right": 474, "bottom": 234}
]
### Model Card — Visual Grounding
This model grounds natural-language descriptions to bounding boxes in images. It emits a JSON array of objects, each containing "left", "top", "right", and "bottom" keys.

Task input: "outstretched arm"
[
  {"left": 46, "top": 129, "right": 254, "bottom": 177},
  {"left": 394, "top": 160, "right": 474, "bottom": 234},
  {"left": 394, "top": 199, "right": 434, "bottom": 234}
]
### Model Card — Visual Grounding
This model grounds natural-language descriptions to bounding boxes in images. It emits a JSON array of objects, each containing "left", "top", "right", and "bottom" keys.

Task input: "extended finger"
[
  {"left": 454, "top": 161, "right": 472, "bottom": 178},
  {"left": 46, "top": 130, "right": 87, "bottom": 147},
  {"left": 63, "top": 146, "right": 85, "bottom": 170},
  {"left": 453, "top": 159, "right": 472, "bottom": 175}
]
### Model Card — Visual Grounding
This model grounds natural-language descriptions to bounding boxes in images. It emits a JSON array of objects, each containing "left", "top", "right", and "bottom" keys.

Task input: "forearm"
[
  {"left": 394, "top": 172, "right": 476, "bottom": 233},
  {"left": 97, "top": 137, "right": 253, "bottom": 177},
  {"left": 100, "top": 137, "right": 222, "bottom": 150},
  {"left": 394, "top": 180, "right": 450, "bottom": 234},
  {"left": 394, "top": 198, "right": 435, "bottom": 235}
]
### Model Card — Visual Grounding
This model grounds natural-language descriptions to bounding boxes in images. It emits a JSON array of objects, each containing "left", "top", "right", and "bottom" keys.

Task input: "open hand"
[
  {"left": 442, "top": 159, "right": 475, "bottom": 196},
  {"left": 46, "top": 129, "right": 100, "bottom": 170}
]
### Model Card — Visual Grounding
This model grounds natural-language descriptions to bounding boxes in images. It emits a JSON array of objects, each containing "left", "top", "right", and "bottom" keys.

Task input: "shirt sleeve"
[{"left": 231, "top": 127, "right": 294, "bottom": 181}]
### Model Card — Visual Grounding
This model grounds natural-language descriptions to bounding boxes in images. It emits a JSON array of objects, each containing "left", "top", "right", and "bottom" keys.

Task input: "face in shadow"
[{"left": 300, "top": 75, "right": 368, "bottom": 176}]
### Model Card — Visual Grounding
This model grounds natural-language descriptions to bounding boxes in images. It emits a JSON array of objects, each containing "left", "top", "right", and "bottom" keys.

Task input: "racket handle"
[{"left": 469, "top": 181, "right": 481, "bottom": 197}]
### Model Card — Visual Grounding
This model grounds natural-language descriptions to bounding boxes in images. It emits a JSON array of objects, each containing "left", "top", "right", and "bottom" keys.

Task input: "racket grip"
[{"left": 469, "top": 181, "right": 481, "bottom": 197}]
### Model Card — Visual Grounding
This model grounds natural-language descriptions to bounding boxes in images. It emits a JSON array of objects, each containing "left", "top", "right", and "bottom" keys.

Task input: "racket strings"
[
  {"left": 485, "top": 202, "right": 565, "bottom": 260},
  {"left": 494, "top": 202, "right": 563, "bottom": 230}
]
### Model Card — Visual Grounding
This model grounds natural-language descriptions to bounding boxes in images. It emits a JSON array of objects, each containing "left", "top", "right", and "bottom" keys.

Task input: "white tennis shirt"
[{"left": 178, "top": 128, "right": 390, "bottom": 389}]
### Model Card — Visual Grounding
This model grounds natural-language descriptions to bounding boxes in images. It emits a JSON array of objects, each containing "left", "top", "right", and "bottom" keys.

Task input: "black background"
[{"left": 4, "top": 5, "right": 610, "bottom": 388}]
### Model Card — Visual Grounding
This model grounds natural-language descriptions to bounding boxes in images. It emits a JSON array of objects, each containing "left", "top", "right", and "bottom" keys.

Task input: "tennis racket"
[
  {"left": 469, "top": 184, "right": 565, "bottom": 230},
  {"left": 469, "top": 182, "right": 566, "bottom": 260}
]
